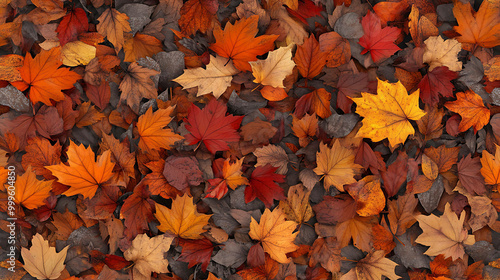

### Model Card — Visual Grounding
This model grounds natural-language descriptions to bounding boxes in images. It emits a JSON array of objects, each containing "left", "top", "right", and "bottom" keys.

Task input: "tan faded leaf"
[
  {"left": 21, "top": 233, "right": 69, "bottom": 280},
  {"left": 253, "top": 144, "right": 289, "bottom": 174},
  {"left": 250, "top": 44, "right": 295, "bottom": 88},
  {"left": 423, "top": 36, "right": 462, "bottom": 72},
  {"left": 278, "top": 184, "right": 313, "bottom": 224}
]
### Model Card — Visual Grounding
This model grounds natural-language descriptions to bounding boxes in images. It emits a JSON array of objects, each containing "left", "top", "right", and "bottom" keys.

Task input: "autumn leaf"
[
  {"left": 387, "top": 193, "right": 418, "bottom": 235},
  {"left": 319, "top": 31, "right": 350, "bottom": 68},
  {"left": 178, "top": 238, "right": 214, "bottom": 272},
  {"left": 21, "top": 233, "right": 69, "bottom": 280},
  {"left": 250, "top": 44, "right": 295, "bottom": 88},
  {"left": 173, "top": 55, "right": 239, "bottom": 98},
  {"left": 341, "top": 250, "right": 400, "bottom": 280},
  {"left": 56, "top": 8, "right": 89, "bottom": 46},
  {"left": 0, "top": 54, "right": 23, "bottom": 82},
  {"left": 294, "top": 34, "right": 327, "bottom": 79},
  {"left": 292, "top": 113, "right": 318, "bottom": 147},
  {"left": 155, "top": 194, "right": 212, "bottom": 239},
  {"left": 444, "top": 90, "right": 490, "bottom": 133},
  {"left": 245, "top": 164, "right": 286, "bottom": 208},
  {"left": 408, "top": 5, "right": 438, "bottom": 47},
  {"left": 119, "top": 62, "right": 160, "bottom": 113},
  {"left": 100, "top": 133, "right": 136, "bottom": 186},
  {"left": 309, "top": 237, "right": 341, "bottom": 273},
  {"left": 480, "top": 145, "right": 500, "bottom": 189},
  {"left": 46, "top": 140, "right": 115, "bottom": 199},
  {"left": 415, "top": 203, "right": 475, "bottom": 260},
  {"left": 179, "top": 0, "right": 218, "bottom": 36},
  {"left": 124, "top": 234, "right": 173, "bottom": 280},
  {"left": 123, "top": 33, "right": 163, "bottom": 63},
  {"left": 120, "top": 184, "right": 155, "bottom": 239},
  {"left": 137, "top": 106, "right": 184, "bottom": 153},
  {"left": 11, "top": 47, "right": 81, "bottom": 106},
  {"left": 249, "top": 208, "right": 299, "bottom": 263},
  {"left": 314, "top": 141, "right": 362, "bottom": 192},
  {"left": 22, "top": 137, "right": 61, "bottom": 179},
  {"left": 61, "top": 41, "right": 96, "bottom": 67},
  {"left": 418, "top": 66, "right": 458, "bottom": 106},
  {"left": 210, "top": 15, "right": 278, "bottom": 71},
  {"left": 253, "top": 144, "right": 289, "bottom": 174},
  {"left": 278, "top": 183, "right": 313, "bottom": 224},
  {"left": 14, "top": 166, "right": 52, "bottom": 209},
  {"left": 295, "top": 88, "right": 332, "bottom": 119},
  {"left": 336, "top": 215, "right": 377, "bottom": 252},
  {"left": 206, "top": 157, "right": 249, "bottom": 199},
  {"left": 96, "top": 8, "right": 131, "bottom": 51},
  {"left": 358, "top": 11, "right": 401, "bottom": 63},
  {"left": 458, "top": 155, "right": 486, "bottom": 195},
  {"left": 423, "top": 36, "right": 462, "bottom": 72},
  {"left": 184, "top": 99, "right": 243, "bottom": 154},
  {"left": 453, "top": 0, "right": 500, "bottom": 50},
  {"left": 351, "top": 79, "right": 426, "bottom": 147},
  {"left": 346, "top": 176, "right": 386, "bottom": 217}
]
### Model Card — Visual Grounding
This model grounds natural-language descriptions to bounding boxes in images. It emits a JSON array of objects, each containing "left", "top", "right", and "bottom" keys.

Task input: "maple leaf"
[
  {"left": 14, "top": 166, "right": 52, "bottom": 209},
  {"left": 313, "top": 194, "right": 357, "bottom": 224},
  {"left": 319, "top": 31, "right": 350, "bottom": 68},
  {"left": 341, "top": 250, "right": 400, "bottom": 280},
  {"left": 444, "top": 90, "right": 490, "bottom": 133},
  {"left": 295, "top": 88, "right": 332, "bottom": 119},
  {"left": 351, "top": 79, "right": 426, "bottom": 147},
  {"left": 309, "top": 237, "right": 341, "bottom": 273},
  {"left": 415, "top": 203, "right": 475, "bottom": 260},
  {"left": 418, "top": 66, "right": 458, "bottom": 106},
  {"left": 346, "top": 176, "right": 385, "bottom": 217},
  {"left": 458, "top": 155, "right": 486, "bottom": 195},
  {"left": 124, "top": 234, "right": 173, "bottom": 280},
  {"left": 206, "top": 157, "right": 248, "bottom": 199},
  {"left": 100, "top": 133, "right": 136, "bottom": 186},
  {"left": 184, "top": 99, "right": 243, "bottom": 154},
  {"left": 11, "top": 47, "right": 81, "bottom": 106},
  {"left": 51, "top": 211, "right": 84, "bottom": 240},
  {"left": 179, "top": 0, "right": 218, "bottom": 36},
  {"left": 21, "top": 233, "right": 69, "bottom": 280},
  {"left": 210, "top": 15, "right": 278, "bottom": 71},
  {"left": 96, "top": 8, "right": 131, "bottom": 51},
  {"left": 155, "top": 194, "right": 212, "bottom": 239},
  {"left": 56, "top": 8, "right": 89, "bottom": 46},
  {"left": 46, "top": 140, "right": 115, "bottom": 199},
  {"left": 423, "top": 36, "right": 462, "bottom": 72},
  {"left": 336, "top": 215, "right": 377, "bottom": 252},
  {"left": 119, "top": 62, "right": 160, "bottom": 113},
  {"left": 249, "top": 208, "right": 299, "bottom": 263},
  {"left": 336, "top": 73, "right": 370, "bottom": 113},
  {"left": 314, "top": 141, "right": 362, "bottom": 192},
  {"left": 408, "top": 5, "right": 439, "bottom": 47},
  {"left": 250, "top": 44, "right": 295, "bottom": 88},
  {"left": 278, "top": 184, "right": 313, "bottom": 224},
  {"left": 292, "top": 113, "right": 318, "bottom": 147},
  {"left": 142, "top": 159, "right": 182, "bottom": 199},
  {"left": 416, "top": 104, "right": 444, "bottom": 142},
  {"left": 238, "top": 255, "right": 279, "bottom": 280},
  {"left": 22, "top": 137, "right": 61, "bottom": 179},
  {"left": 245, "top": 164, "right": 286, "bottom": 207},
  {"left": 173, "top": 55, "right": 239, "bottom": 98},
  {"left": 253, "top": 144, "right": 289, "bottom": 174},
  {"left": 453, "top": 0, "right": 500, "bottom": 49},
  {"left": 480, "top": 145, "right": 500, "bottom": 189},
  {"left": 137, "top": 106, "right": 184, "bottom": 153},
  {"left": 358, "top": 11, "right": 401, "bottom": 63},
  {"left": 294, "top": 34, "right": 327, "bottom": 79},
  {"left": 387, "top": 193, "right": 418, "bottom": 235},
  {"left": 178, "top": 238, "right": 214, "bottom": 272}
]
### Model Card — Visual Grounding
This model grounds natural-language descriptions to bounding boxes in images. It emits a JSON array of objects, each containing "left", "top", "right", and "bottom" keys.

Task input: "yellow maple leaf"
[
  {"left": 21, "top": 233, "right": 69, "bottom": 280},
  {"left": 96, "top": 8, "right": 131, "bottom": 51},
  {"left": 124, "top": 234, "right": 173, "bottom": 280},
  {"left": 415, "top": 203, "right": 475, "bottom": 260},
  {"left": 278, "top": 184, "right": 313, "bottom": 224},
  {"left": 221, "top": 157, "right": 249, "bottom": 190},
  {"left": 155, "top": 194, "right": 212, "bottom": 239},
  {"left": 249, "top": 208, "right": 299, "bottom": 263},
  {"left": 173, "top": 55, "right": 239, "bottom": 98},
  {"left": 14, "top": 166, "right": 52, "bottom": 209},
  {"left": 314, "top": 141, "right": 362, "bottom": 192},
  {"left": 46, "top": 140, "right": 115, "bottom": 199},
  {"left": 351, "top": 79, "right": 426, "bottom": 147},
  {"left": 137, "top": 106, "right": 184, "bottom": 154},
  {"left": 250, "top": 44, "right": 295, "bottom": 88},
  {"left": 61, "top": 41, "right": 96, "bottom": 67}
]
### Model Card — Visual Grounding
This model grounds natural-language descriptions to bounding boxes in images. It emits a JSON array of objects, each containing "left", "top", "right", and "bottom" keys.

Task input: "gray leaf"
[
  {"left": 0, "top": 85, "right": 31, "bottom": 112},
  {"left": 154, "top": 51, "right": 185, "bottom": 88},
  {"left": 334, "top": 13, "right": 363, "bottom": 40},
  {"left": 394, "top": 232, "right": 430, "bottom": 269},
  {"left": 212, "top": 240, "right": 252, "bottom": 268},
  {"left": 119, "top": 4, "right": 154, "bottom": 34},
  {"left": 320, "top": 112, "right": 359, "bottom": 138},
  {"left": 458, "top": 56, "right": 483, "bottom": 86},
  {"left": 203, "top": 198, "right": 240, "bottom": 235},
  {"left": 228, "top": 91, "right": 267, "bottom": 115},
  {"left": 417, "top": 174, "right": 444, "bottom": 213}
]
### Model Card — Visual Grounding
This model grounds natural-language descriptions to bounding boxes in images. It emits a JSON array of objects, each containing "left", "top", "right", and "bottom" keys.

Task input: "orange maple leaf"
[
  {"left": 137, "top": 106, "right": 184, "bottom": 154},
  {"left": 46, "top": 140, "right": 115, "bottom": 199},
  {"left": 444, "top": 90, "right": 490, "bottom": 133},
  {"left": 210, "top": 15, "right": 278, "bottom": 72},
  {"left": 14, "top": 166, "right": 52, "bottom": 209},
  {"left": 12, "top": 47, "right": 81, "bottom": 106},
  {"left": 453, "top": 0, "right": 500, "bottom": 50}
]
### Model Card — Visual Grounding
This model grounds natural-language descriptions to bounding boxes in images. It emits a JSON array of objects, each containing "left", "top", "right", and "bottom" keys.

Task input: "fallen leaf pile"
[{"left": 1, "top": 0, "right": 500, "bottom": 279}]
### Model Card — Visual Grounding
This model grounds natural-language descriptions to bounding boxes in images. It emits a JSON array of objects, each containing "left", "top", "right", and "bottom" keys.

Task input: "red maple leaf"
[
  {"left": 287, "top": 0, "right": 324, "bottom": 24},
  {"left": 119, "top": 184, "right": 154, "bottom": 240},
  {"left": 245, "top": 164, "right": 286, "bottom": 208},
  {"left": 178, "top": 238, "right": 214, "bottom": 272},
  {"left": 56, "top": 8, "right": 89, "bottom": 45},
  {"left": 359, "top": 11, "right": 401, "bottom": 63},
  {"left": 418, "top": 66, "right": 458, "bottom": 105},
  {"left": 184, "top": 99, "right": 243, "bottom": 154}
]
